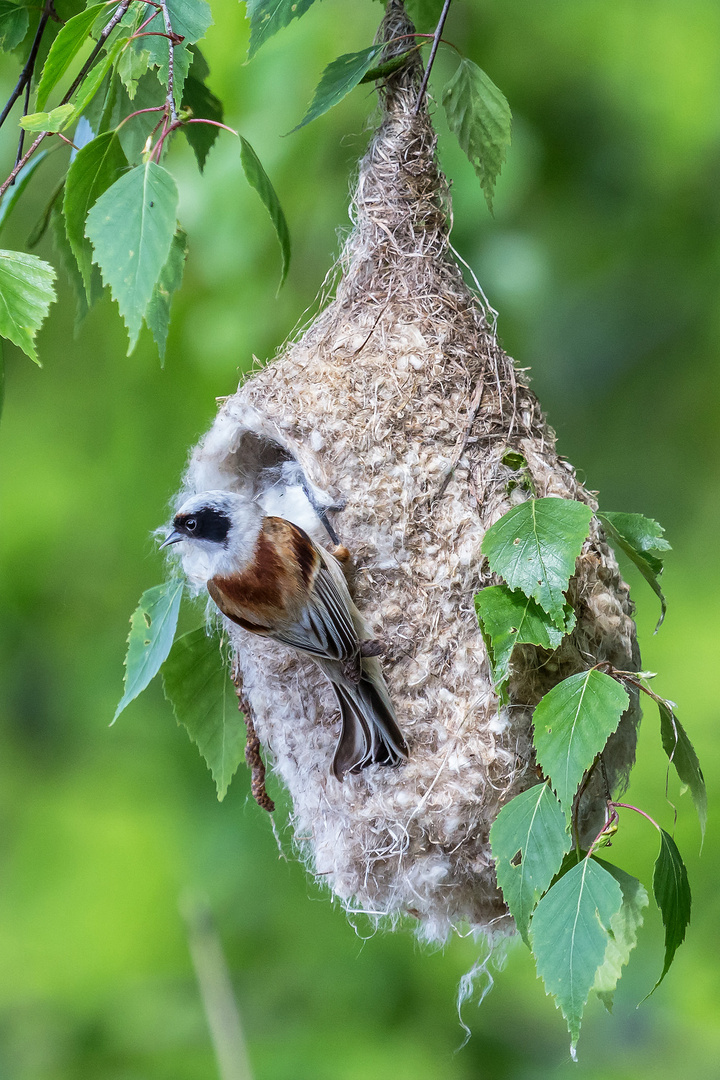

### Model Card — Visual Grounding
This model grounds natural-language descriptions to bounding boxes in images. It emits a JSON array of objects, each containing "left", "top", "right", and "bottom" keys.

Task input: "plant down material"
[{"left": 174, "top": 1, "right": 640, "bottom": 941}]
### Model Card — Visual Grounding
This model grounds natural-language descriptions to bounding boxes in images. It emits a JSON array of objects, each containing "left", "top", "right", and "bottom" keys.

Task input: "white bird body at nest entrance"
[{"left": 161, "top": 489, "right": 408, "bottom": 780}]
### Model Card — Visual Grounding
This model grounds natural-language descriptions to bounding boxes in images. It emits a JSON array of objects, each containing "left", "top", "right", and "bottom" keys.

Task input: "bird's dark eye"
[{"left": 185, "top": 516, "right": 197, "bottom": 533}]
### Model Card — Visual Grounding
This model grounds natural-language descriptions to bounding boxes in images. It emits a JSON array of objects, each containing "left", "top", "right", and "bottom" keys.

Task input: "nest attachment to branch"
[{"left": 177, "top": 1, "right": 640, "bottom": 941}]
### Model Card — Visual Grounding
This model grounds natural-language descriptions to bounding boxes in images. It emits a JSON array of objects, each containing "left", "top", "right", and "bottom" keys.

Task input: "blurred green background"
[{"left": 1, "top": 0, "right": 719, "bottom": 1077}]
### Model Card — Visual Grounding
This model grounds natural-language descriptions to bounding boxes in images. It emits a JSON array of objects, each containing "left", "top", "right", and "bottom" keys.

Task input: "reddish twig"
[{"left": 230, "top": 661, "right": 274, "bottom": 813}]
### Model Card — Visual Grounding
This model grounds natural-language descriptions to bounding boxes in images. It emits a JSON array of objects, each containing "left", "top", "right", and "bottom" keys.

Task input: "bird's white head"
[{"left": 160, "top": 489, "right": 262, "bottom": 585}]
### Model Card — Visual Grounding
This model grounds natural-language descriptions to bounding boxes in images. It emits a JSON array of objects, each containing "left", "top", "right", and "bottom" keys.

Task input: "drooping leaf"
[
  {"left": 114, "top": 579, "right": 184, "bottom": 722},
  {"left": 51, "top": 201, "right": 90, "bottom": 329},
  {"left": 35, "top": 4, "right": 107, "bottom": 111},
  {"left": 0, "top": 1, "right": 28, "bottom": 51},
  {"left": 592, "top": 860, "right": 649, "bottom": 1011},
  {"left": 246, "top": 0, "right": 318, "bottom": 59},
  {"left": 490, "top": 783, "right": 571, "bottom": 944},
  {"left": 0, "top": 152, "right": 47, "bottom": 234},
  {"left": 530, "top": 857, "right": 623, "bottom": 1055},
  {"left": 162, "top": 627, "right": 246, "bottom": 801},
  {"left": 64, "top": 130, "right": 129, "bottom": 299},
  {"left": 182, "top": 70, "right": 224, "bottom": 171},
  {"left": 0, "top": 249, "right": 56, "bottom": 364},
  {"left": 650, "top": 829, "right": 691, "bottom": 993},
  {"left": 442, "top": 58, "right": 512, "bottom": 213},
  {"left": 475, "top": 584, "right": 572, "bottom": 700},
  {"left": 291, "top": 45, "right": 385, "bottom": 132},
  {"left": 239, "top": 136, "right": 290, "bottom": 287},
  {"left": 657, "top": 699, "right": 706, "bottom": 843},
  {"left": 85, "top": 160, "right": 179, "bottom": 352},
  {"left": 598, "top": 511, "right": 670, "bottom": 631},
  {"left": 481, "top": 497, "right": 593, "bottom": 628},
  {"left": 533, "top": 669, "right": 629, "bottom": 819},
  {"left": 19, "top": 103, "right": 75, "bottom": 133},
  {"left": 145, "top": 226, "right": 188, "bottom": 361}
]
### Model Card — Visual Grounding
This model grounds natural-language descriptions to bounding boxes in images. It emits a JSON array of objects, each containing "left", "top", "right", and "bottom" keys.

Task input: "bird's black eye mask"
[{"left": 174, "top": 507, "right": 232, "bottom": 544}]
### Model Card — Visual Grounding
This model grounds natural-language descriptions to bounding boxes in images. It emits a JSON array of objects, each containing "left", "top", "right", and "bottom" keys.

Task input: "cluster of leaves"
[
  {"left": 113, "top": 578, "right": 246, "bottom": 800},
  {"left": 0, "top": 0, "right": 291, "bottom": 369},
  {"left": 0, "top": 0, "right": 512, "bottom": 371},
  {"left": 474, "top": 484, "right": 704, "bottom": 1054}
]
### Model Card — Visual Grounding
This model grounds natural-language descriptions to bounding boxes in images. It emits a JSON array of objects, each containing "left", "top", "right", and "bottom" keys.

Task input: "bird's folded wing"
[{"left": 273, "top": 562, "right": 360, "bottom": 669}]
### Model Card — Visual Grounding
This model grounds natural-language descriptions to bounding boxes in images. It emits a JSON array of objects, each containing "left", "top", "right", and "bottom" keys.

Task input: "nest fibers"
[{"left": 176, "top": 2, "right": 641, "bottom": 941}]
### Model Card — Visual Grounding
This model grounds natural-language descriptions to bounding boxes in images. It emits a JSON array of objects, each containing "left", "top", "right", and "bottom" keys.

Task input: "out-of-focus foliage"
[{"left": 1, "top": 1, "right": 719, "bottom": 1077}]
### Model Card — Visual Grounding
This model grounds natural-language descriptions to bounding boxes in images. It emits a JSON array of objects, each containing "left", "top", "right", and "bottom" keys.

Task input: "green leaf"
[
  {"left": 19, "top": 103, "right": 75, "bottom": 133},
  {"left": 50, "top": 201, "right": 91, "bottom": 329},
  {"left": 598, "top": 512, "right": 670, "bottom": 631},
  {"left": 85, "top": 160, "right": 179, "bottom": 352},
  {"left": 592, "top": 860, "right": 649, "bottom": 1011},
  {"left": 490, "top": 783, "right": 571, "bottom": 944},
  {"left": 0, "top": 151, "right": 47, "bottom": 234},
  {"left": 291, "top": 45, "right": 385, "bottom": 132},
  {"left": 0, "top": 1, "right": 28, "bottom": 51},
  {"left": 163, "top": 0, "right": 213, "bottom": 43},
  {"left": 64, "top": 130, "right": 129, "bottom": 300},
  {"left": 658, "top": 699, "right": 706, "bottom": 843},
  {"left": 442, "top": 58, "right": 512, "bottom": 213},
  {"left": 533, "top": 669, "right": 630, "bottom": 819},
  {"left": 117, "top": 39, "right": 151, "bottom": 100},
  {"left": 404, "top": 0, "right": 444, "bottom": 31},
  {"left": 182, "top": 70, "right": 224, "bottom": 171},
  {"left": 650, "top": 829, "right": 691, "bottom": 993},
  {"left": 111, "top": 70, "right": 166, "bottom": 163},
  {"left": 67, "top": 37, "right": 127, "bottom": 129},
  {"left": 359, "top": 47, "right": 419, "bottom": 84},
  {"left": 35, "top": 4, "right": 107, "bottom": 111},
  {"left": 239, "top": 136, "right": 290, "bottom": 287},
  {"left": 246, "top": 0, "right": 318, "bottom": 59},
  {"left": 0, "top": 249, "right": 56, "bottom": 364},
  {"left": 162, "top": 628, "right": 245, "bottom": 801},
  {"left": 475, "top": 584, "right": 572, "bottom": 700},
  {"left": 114, "top": 579, "right": 184, "bottom": 722},
  {"left": 530, "top": 857, "right": 623, "bottom": 1056},
  {"left": 481, "top": 497, "right": 593, "bottom": 628},
  {"left": 145, "top": 226, "right": 187, "bottom": 361}
]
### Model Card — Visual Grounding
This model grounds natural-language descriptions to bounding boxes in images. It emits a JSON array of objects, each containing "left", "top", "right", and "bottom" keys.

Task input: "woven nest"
[{"left": 176, "top": 1, "right": 641, "bottom": 942}]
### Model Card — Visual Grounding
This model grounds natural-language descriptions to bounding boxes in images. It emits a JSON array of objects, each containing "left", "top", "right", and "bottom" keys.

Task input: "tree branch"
[
  {"left": 414, "top": 0, "right": 453, "bottom": 113},
  {"left": 0, "top": 0, "right": 54, "bottom": 134}
]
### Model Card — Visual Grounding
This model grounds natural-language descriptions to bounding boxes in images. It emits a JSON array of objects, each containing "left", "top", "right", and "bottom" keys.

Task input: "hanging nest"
[{"left": 176, "top": 1, "right": 640, "bottom": 942}]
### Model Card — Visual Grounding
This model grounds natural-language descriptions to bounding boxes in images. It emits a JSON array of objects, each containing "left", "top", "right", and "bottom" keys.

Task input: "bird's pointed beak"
[{"left": 160, "top": 529, "right": 184, "bottom": 549}]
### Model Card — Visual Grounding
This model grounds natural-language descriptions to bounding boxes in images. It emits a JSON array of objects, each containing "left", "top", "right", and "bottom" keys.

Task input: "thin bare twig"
[
  {"left": 159, "top": 0, "right": 179, "bottom": 123},
  {"left": 414, "top": 0, "right": 453, "bottom": 113},
  {"left": 0, "top": 0, "right": 54, "bottom": 135}
]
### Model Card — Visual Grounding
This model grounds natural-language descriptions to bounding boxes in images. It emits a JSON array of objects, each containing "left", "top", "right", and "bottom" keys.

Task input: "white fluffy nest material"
[{"left": 178, "top": 2, "right": 641, "bottom": 941}]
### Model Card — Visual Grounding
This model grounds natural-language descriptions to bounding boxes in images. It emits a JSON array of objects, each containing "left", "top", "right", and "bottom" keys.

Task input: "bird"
[{"left": 161, "top": 489, "right": 408, "bottom": 780}]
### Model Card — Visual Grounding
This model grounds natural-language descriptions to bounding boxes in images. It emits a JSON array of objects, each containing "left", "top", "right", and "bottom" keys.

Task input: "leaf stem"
[
  {"left": 414, "top": 0, "right": 453, "bottom": 114},
  {"left": 612, "top": 802, "right": 662, "bottom": 833}
]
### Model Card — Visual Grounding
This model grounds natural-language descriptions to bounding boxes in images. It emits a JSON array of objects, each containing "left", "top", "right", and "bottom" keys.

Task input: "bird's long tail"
[{"left": 329, "top": 663, "right": 408, "bottom": 780}]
